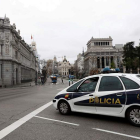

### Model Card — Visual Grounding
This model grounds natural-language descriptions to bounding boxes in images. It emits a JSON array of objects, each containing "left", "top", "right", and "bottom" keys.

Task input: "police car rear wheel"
[
  {"left": 127, "top": 107, "right": 140, "bottom": 127},
  {"left": 58, "top": 101, "right": 71, "bottom": 115}
]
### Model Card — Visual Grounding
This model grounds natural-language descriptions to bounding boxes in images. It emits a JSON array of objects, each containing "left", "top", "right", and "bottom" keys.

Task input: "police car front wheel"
[
  {"left": 127, "top": 107, "right": 140, "bottom": 127},
  {"left": 58, "top": 101, "right": 71, "bottom": 115}
]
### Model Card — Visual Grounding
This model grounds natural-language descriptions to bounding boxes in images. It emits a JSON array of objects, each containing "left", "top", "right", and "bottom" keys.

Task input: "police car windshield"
[
  {"left": 78, "top": 77, "right": 99, "bottom": 92},
  {"left": 67, "top": 79, "right": 84, "bottom": 92}
]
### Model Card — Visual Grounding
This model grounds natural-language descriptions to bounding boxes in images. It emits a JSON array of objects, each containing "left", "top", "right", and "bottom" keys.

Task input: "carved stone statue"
[
  {"left": 5, "top": 44, "right": 9, "bottom": 54},
  {"left": 5, "top": 33, "right": 9, "bottom": 44},
  {"left": 0, "top": 20, "right": 3, "bottom": 25},
  {"left": 18, "top": 30, "right": 20, "bottom": 35},
  {"left": 4, "top": 17, "right": 10, "bottom": 25},
  {"left": 13, "top": 23, "right": 16, "bottom": 29}
]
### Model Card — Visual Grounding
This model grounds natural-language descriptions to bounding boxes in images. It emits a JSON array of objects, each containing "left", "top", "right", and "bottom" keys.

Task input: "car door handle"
[
  {"left": 89, "top": 94, "right": 93, "bottom": 96},
  {"left": 116, "top": 93, "right": 123, "bottom": 96}
]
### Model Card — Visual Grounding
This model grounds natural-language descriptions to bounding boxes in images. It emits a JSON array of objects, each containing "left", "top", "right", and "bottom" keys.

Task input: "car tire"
[
  {"left": 126, "top": 106, "right": 140, "bottom": 127},
  {"left": 58, "top": 100, "right": 71, "bottom": 115}
]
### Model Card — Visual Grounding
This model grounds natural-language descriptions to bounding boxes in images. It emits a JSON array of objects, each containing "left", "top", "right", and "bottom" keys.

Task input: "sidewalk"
[
  {"left": 14, "top": 81, "right": 36, "bottom": 88},
  {"left": 0, "top": 81, "right": 36, "bottom": 90}
]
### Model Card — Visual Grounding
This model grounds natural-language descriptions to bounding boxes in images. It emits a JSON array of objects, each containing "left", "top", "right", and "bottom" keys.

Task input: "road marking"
[
  {"left": 35, "top": 115, "right": 79, "bottom": 126},
  {"left": 92, "top": 128, "right": 140, "bottom": 140},
  {"left": 0, "top": 101, "right": 52, "bottom": 140}
]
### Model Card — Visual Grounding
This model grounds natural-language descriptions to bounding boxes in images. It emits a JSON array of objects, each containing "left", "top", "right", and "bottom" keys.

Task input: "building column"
[
  {"left": 130, "top": 68, "right": 132, "bottom": 73},
  {"left": 94, "top": 57, "right": 97, "bottom": 68},
  {"left": 97, "top": 57, "right": 99, "bottom": 68},
  {"left": 116, "top": 56, "right": 119, "bottom": 68},
  {"left": 119, "top": 56, "right": 122, "bottom": 67},
  {"left": 0, "top": 64, "right": 1, "bottom": 79},
  {"left": 92, "top": 57, "right": 96, "bottom": 68},
  {"left": 123, "top": 66, "right": 126, "bottom": 73},
  {"left": 89, "top": 57, "right": 92, "bottom": 72},
  {"left": 104, "top": 56, "right": 106, "bottom": 68},
  {"left": 108, "top": 56, "right": 111, "bottom": 68},
  {"left": 137, "top": 67, "right": 139, "bottom": 74},
  {"left": 114, "top": 56, "right": 117, "bottom": 68},
  {"left": 100, "top": 57, "right": 102, "bottom": 69}
]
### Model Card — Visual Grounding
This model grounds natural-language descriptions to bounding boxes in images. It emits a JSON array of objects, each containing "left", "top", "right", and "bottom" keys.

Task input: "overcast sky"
[{"left": 0, "top": 0, "right": 140, "bottom": 63}]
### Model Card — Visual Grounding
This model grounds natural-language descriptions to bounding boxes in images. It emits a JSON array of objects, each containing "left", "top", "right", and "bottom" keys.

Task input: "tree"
[
  {"left": 135, "top": 46, "right": 140, "bottom": 68},
  {"left": 133, "top": 57, "right": 139, "bottom": 69},
  {"left": 73, "top": 60, "right": 79, "bottom": 78},
  {"left": 42, "top": 66, "right": 46, "bottom": 79},
  {"left": 123, "top": 42, "right": 136, "bottom": 69},
  {"left": 46, "top": 59, "right": 53, "bottom": 75},
  {"left": 89, "top": 68, "right": 99, "bottom": 75},
  {"left": 111, "top": 61, "right": 115, "bottom": 69}
]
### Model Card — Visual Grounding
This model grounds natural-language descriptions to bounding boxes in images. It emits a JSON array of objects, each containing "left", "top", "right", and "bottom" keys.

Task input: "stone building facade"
[
  {"left": 58, "top": 56, "right": 71, "bottom": 76},
  {"left": 0, "top": 16, "right": 37, "bottom": 87},
  {"left": 84, "top": 36, "right": 123, "bottom": 76},
  {"left": 76, "top": 51, "right": 84, "bottom": 77}
]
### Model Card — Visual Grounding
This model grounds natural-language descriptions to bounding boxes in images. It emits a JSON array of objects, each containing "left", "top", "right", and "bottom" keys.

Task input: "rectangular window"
[
  {"left": 99, "top": 76, "right": 123, "bottom": 91},
  {"left": 120, "top": 76, "right": 140, "bottom": 90}
]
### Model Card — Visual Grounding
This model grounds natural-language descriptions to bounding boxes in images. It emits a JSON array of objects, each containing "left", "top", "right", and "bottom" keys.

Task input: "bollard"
[{"left": 69, "top": 79, "right": 70, "bottom": 86}]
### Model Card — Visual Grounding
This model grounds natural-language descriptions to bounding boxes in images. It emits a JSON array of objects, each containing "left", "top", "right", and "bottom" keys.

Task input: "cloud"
[
  {"left": 17, "top": 0, "right": 62, "bottom": 12},
  {"left": 1, "top": 0, "right": 140, "bottom": 63}
]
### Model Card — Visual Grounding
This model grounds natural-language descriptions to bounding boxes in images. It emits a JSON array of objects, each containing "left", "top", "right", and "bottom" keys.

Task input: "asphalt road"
[{"left": 0, "top": 78, "right": 140, "bottom": 140}]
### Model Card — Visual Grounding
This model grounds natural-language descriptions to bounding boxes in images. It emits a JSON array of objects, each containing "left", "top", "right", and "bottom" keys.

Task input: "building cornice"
[{"left": 87, "top": 36, "right": 113, "bottom": 45}]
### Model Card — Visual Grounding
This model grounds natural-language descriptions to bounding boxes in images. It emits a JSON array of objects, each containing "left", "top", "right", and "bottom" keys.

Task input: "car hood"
[{"left": 55, "top": 88, "right": 68, "bottom": 96}]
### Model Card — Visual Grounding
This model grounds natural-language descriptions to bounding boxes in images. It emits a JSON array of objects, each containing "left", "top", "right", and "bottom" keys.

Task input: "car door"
[
  {"left": 95, "top": 76, "right": 126, "bottom": 115},
  {"left": 119, "top": 76, "right": 140, "bottom": 105},
  {"left": 71, "top": 77, "right": 99, "bottom": 113}
]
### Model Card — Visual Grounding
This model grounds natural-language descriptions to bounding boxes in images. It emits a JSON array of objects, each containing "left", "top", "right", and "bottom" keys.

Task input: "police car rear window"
[
  {"left": 119, "top": 76, "right": 140, "bottom": 90},
  {"left": 67, "top": 80, "right": 84, "bottom": 92}
]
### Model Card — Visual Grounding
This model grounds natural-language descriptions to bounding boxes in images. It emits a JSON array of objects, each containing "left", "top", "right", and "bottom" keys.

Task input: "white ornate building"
[
  {"left": 77, "top": 51, "right": 84, "bottom": 73},
  {"left": 58, "top": 56, "right": 71, "bottom": 76},
  {"left": 84, "top": 36, "right": 123, "bottom": 75},
  {"left": 0, "top": 16, "right": 38, "bottom": 87}
]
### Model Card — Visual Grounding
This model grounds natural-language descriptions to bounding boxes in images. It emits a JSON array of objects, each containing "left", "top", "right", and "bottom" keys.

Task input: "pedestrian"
[
  {"left": 35, "top": 77, "right": 37, "bottom": 85},
  {"left": 41, "top": 75, "right": 44, "bottom": 85},
  {"left": 38, "top": 77, "right": 41, "bottom": 85},
  {"left": 61, "top": 76, "right": 64, "bottom": 84}
]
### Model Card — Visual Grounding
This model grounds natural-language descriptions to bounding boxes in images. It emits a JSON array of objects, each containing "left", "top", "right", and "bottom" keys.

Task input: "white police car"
[{"left": 53, "top": 73, "right": 140, "bottom": 126}]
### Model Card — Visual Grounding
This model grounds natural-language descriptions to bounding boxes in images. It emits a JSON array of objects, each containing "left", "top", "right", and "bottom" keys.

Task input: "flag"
[{"left": 31, "top": 35, "right": 33, "bottom": 39}]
